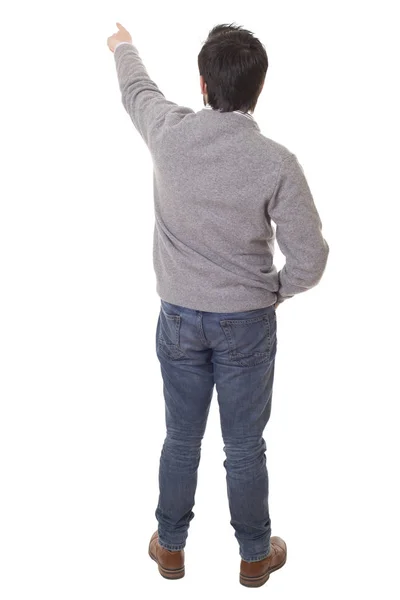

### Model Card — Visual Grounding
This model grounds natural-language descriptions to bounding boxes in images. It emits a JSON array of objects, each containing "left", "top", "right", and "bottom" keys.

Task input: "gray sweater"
[{"left": 113, "top": 42, "right": 329, "bottom": 312}]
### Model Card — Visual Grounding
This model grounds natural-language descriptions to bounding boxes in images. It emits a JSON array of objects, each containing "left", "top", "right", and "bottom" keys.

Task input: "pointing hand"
[{"left": 107, "top": 22, "right": 132, "bottom": 52}]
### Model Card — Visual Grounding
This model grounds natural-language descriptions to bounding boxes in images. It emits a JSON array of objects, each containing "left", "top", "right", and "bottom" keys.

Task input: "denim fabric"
[{"left": 155, "top": 299, "right": 277, "bottom": 562}]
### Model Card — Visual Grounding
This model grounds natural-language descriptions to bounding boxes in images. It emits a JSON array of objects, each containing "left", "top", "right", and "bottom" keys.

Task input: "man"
[{"left": 107, "top": 22, "right": 329, "bottom": 587}]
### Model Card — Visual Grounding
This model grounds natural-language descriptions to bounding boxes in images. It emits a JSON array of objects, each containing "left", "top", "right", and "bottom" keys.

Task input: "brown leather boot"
[
  {"left": 148, "top": 531, "right": 185, "bottom": 580},
  {"left": 240, "top": 536, "right": 287, "bottom": 587}
]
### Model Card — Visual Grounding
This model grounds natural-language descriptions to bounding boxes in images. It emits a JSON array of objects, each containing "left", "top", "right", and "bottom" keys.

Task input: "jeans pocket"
[
  {"left": 157, "top": 304, "right": 188, "bottom": 360},
  {"left": 219, "top": 311, "right": 276, "bottom": 367}
]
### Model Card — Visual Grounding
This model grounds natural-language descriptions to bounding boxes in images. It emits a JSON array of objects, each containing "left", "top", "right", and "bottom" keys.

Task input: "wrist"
[{"left": 114, "top": 41, "right": 132, "bottom": 51}]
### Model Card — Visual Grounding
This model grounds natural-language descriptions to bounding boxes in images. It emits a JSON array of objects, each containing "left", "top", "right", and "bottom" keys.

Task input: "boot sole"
[
  {"left": 148, "top": 549, "right": 185, "bottom": 580},
  {"left": 240, "top": 555, "right": 287, "bottom": 587}
]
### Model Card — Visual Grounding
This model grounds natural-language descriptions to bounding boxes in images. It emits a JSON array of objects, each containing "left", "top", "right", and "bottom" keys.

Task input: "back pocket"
[
  {"left": 219, "top": 312, "right": 275, "bottom": 367},
  {"left": 157, "top": 305, "right": 188, "bottom": 360}
]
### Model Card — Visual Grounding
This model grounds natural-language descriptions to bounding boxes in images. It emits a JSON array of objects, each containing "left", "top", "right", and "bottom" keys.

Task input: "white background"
[{"left": 1, "top": 1, "right": 399, "bottom": 598}]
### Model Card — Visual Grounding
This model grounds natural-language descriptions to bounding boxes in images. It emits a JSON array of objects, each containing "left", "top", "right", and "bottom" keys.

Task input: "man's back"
[{"left": 114, "top": 42, "right": 329, "bottom": 312}]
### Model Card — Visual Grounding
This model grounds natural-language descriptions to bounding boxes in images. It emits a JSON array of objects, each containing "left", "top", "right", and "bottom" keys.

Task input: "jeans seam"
[
  {"left": 240, "top": 550, "right": 270, "bottom": 562},
  {"left": 158, "top": 540, "right": 185, "bottom": 551}
]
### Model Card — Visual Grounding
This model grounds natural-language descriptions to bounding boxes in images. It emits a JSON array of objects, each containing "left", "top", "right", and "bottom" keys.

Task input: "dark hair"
[{"left": 198, "top": 23, "right": 268, "bottom": 113}]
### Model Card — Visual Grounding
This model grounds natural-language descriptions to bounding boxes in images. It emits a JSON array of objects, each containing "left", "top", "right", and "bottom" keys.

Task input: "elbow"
[
  {"left": 321, "top": 239, "right": 330, "bottom": 271},
  {"left": 306, "top": 241, "right": 330, "bottom": 286}
]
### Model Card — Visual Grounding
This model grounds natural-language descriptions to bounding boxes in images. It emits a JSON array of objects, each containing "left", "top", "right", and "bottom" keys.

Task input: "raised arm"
[
  {"left": 266, "top": 154, "right": 330, "bottom": 305},
  {"left": 109, "top": 24, "right": 194, "bottom": 147}
]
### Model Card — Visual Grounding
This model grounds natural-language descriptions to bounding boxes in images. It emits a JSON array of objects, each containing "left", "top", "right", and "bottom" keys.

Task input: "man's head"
[{"left": 198, "top": 23, "right": 268, "bottom": 113}]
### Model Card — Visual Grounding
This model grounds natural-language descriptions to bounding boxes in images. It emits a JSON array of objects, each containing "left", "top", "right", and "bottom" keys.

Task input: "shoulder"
[
  {"left": 162, "top": 105, "right": 196, "bottom": 128},
  {"left": 256, "top": 132, "right": 294, "bottom": 164}
]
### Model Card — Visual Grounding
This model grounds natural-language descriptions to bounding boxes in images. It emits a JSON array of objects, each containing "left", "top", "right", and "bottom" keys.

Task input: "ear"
[{"left": 200, "top": 75, "right": 207, "bottom": 94}]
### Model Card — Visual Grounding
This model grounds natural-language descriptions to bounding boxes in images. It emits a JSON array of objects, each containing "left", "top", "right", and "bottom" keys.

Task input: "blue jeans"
[{"left": 155, "top": 299, "right": 277, "bottom": 562}]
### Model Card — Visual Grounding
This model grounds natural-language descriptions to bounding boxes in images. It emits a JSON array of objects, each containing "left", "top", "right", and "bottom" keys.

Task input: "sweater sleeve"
[
  {"left": 113, "top": 42, "right": 194, "bottom": 147},
  {"left": 266, "top": 154, "right": 329, "bottom": 304}
]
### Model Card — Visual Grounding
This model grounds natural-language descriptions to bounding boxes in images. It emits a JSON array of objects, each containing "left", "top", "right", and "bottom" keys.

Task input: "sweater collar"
[
  {"left": 202, "top": 105, "right": 260, "bottom": 131},
  {"left": 203, "top": 104, "right": 255, "bottom": 121}
]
